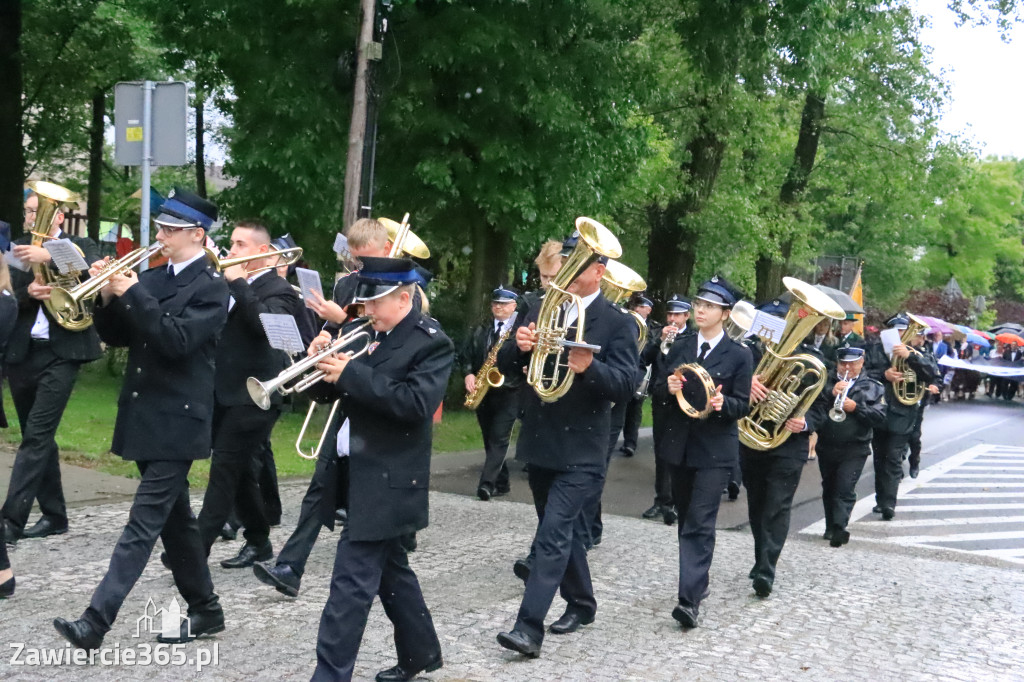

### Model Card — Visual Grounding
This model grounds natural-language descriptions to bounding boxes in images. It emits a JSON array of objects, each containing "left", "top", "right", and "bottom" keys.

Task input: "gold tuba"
[
  {"left": 600, "top": 259, "right": 648, "bottom": 350},
  {"left": 527, "top": 217, "right": 622, "bottom": 402},
  {"left": 892, "top": 313, "right": 928, "bottom": 405},
  {"left": 738, "top": 277, "right": 845, "bottom": 450},
  {"left": 26, "top": 181, "right": 91, "bottom": 330}
]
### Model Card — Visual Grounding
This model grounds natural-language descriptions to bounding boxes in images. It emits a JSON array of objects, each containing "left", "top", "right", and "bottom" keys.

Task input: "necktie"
[
  {"left": 167, "top": 265, "right": 175, "bottom": 278},
  {"left": 697, "top": 341, "right": 711, "bottom": 363}
]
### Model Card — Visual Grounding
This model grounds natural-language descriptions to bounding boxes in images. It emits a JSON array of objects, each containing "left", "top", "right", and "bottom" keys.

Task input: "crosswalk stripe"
[
  {"left": 921, "top": 482, "right": 1024, "bottom": 488},
  {"left": 932, "top": 473, "right": 1024, "bottom": 479},
  {"left": 894, "top": 503, "right": 1024, "bottom": 512},
  {"left": 900, "top": 492, "right": 1024, "bottom": 499},
  {"left": 957, "top": 466, "right": 1024, "bottom": 471},
  {"left": 889, "top": 530, "right": 1024, "bottom": 544},
  {"left": 855, "top": 515, "right": 1024, "bottom": 528}
]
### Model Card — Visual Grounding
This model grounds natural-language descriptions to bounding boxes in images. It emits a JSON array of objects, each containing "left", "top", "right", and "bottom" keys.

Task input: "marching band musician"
[
  {"left": 462, "top": 285, "right": 521, "bottom": 500},
  {"left": 54, "top": 189, "right": 228, "bottom": 649},
  {"left": 616, "top": 295, "right": 660, "bottom": 459},
  {"left": 906, "top": 326, "right": 941, "bottom": 479},
  {"left": 863, "top": 315, "right": 937, "bottom": 520},
  {"left": 495, "top": 239, "right": 636, "bottom": 658},
  {"left": 309, "top": 257, "right": 453, "bottom": 682},
  {"left": 190, "top": 221, "right": 304, "bottom": 569},
  {"left": 0, "top": 249, "right": 19, "bottom": 598},
  {"left": 2, "top": 189, "right": 102, "bottom": 544},
  {"left": 652, "top": 275, "right": 752, "bottom": 628},
  {"left": 641, "top": 294, "right": 691, "bottom": 524},
  {"left": 812, "top": 346, "right": 886, "bottom": 546},
  {"left": 741, "top": 325, "right": 829, "bottom": 598}
]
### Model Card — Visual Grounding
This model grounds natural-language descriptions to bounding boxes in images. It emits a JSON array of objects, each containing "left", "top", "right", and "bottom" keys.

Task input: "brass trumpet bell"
[
  {"left": 380, "top": 216, "right": 430, "bottom": 259},
  {"left": 600, "top": 259, "right": 648, "bottom": 350},
  {"left": 206, "top": 245, "right": 304, "bottom": 276}
]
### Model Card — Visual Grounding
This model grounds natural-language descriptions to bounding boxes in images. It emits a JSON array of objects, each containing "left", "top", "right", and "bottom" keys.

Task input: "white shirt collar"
[
  {"left": 696, "top": 328, "right": 725, "bottom": 356},
  {"left": 168, "top": 249, "right": 208, "bottom": 276},
  {"left": 562, "top": 290, "right": 601, "bottom": 328}
]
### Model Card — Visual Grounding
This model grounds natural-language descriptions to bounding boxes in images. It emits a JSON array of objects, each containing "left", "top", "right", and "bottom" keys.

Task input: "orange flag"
[{"left": 849, "top": 264, "right": 864, "bottom": 335}]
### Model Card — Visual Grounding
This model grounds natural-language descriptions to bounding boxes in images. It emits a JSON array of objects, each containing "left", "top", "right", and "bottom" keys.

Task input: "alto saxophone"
[{"left": 465, "top": 326, "right": 511, "bottom": 410}]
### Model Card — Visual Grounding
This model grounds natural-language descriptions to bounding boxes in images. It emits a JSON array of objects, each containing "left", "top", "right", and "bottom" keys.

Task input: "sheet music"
[
  {"left": 43, "top": 239, "right": 90, "bottom": 274},
  {"left": 259, "top": 313, "right": 306, "bottom": 355},
  {"left": 295, "top": 267, "right": 324, "bottom": 308},
  {"left": 5, "top": 247, "right": 29, "bottom": 272},
  {"left": 750, "top": 311, "right": 787, "bottom": 346},
  {"left": 880, "top": 328, "right": 901, "bottom": 359},
  {"left": 333, "top": 233, "right": 349, "bottom": 256}
]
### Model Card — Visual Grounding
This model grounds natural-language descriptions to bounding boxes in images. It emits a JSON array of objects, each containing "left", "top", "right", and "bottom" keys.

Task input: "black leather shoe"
[
  {"left": 662, "top": 506, "right": 677, "bottom": 526},
  {"left": 909, "top": 463, "right": 920, "bottom": 478},
  {"left": 220, "top": 540, "right": 273, "bottom": 569},
  {"left": 881, "top": 507, "right": 895, "bottom": 521},
  {"left": 53, "top": 618, "right": 103, "bottom": 650},
  {"left": 748, "top": 567, "right": 757, "bottom": 580},
  {"left": 642, "top": 504, "right": 661, "bottom": 519},
  {"left": 548, "top": 611, "right": 594, "bottom": 635},
  {"left": 0, "top": 576, "right": 14, "bottom": 599},
  {"left": 496, "top": 629, "right": 541, "bottom": 657},
  {"left": 752, "top": 576, "right": 772, "bottom": 598},
  {"left": 253, "top": 562, "right": 301, "bottom": 597},
  {"left": 872, "top": 504, "right": 882, "bottom": 514},
  {"left": 620, "top": 446, "right": 635, "bottom": 458},
  {"left": 672, "top": 603, "right": 699, "bottom": 628},
  {"left": 2, "top": 519, "right": 19, "bottom": 546},
  {"left": 822, "top": 529, "right": 833, "bottom": 541},
  {"left": 336, "top": 508, "right": 348, "bottom": 526},
  {"left": 219, "top": 523, "right": 237, "bottom": 541},
  {"left": 157, "top": 608, "right": 224, "bottom": 643},
  {"left": 477, "top": 485, "right": 492, "bottom": 501},
  {"left": 21, "top": 516, "right": 68, "bottom": 539},
  {"left": 374, "top": 654, "right": 443, "bottom": 681},
  {"left": 830, "top": 529, "right": 851, "bottom": 547},
  {"left": 513, "top": 558, "right": 531, "bottom": 583},
  {"left": 727, "top": 481, "right": 741, "bottom": 501}
]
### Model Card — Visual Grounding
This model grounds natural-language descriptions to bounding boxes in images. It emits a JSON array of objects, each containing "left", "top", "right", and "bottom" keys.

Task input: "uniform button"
[
  {"left": 184, "top": 404, "right": 189, "bottom": 410},
  {"left": 125, "top": 305, "right": 132, "bottom": 310},
  {"left": 411, "top": 479, "right": 418, "bottom": 485},
  {"left": 135, "top": 368, "right": 141, "bottom": 374},
  {"left": 131, "top": 392, "right": 138, "bottom": 398}
]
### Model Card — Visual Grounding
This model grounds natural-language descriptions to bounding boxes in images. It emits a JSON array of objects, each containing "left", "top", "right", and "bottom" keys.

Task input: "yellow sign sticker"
[{"left": 125, "top": 126, "right": 143, "bottom": 142}]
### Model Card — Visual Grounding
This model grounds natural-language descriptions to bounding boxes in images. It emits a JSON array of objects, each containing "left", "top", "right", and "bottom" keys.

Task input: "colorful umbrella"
[
  {"left": 975, "top": 330, "right": 995, "bottom": 341},
  {"left": 965, "top": 332, "right": 990, "bottom": 347},
  {"left": 952, "top": 324, "right": 973, "bottom": 335},
  {"left": 990, "top": 322, "right": 1024, "bottom": 336},
  {"left": 995, "top": 332, "right": 1024, "bottom": 346},
  {"left": 916, "top": 315, "right": 953, "bottom": 335}
]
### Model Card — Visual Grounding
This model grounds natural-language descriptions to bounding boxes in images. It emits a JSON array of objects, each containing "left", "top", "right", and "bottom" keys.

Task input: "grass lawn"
[{"left": 2, "top": 362, "right": 652, "bottom": 487}]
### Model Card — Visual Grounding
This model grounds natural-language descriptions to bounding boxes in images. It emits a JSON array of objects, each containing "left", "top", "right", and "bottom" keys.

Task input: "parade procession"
[{"left": 3, "top": 1, "right": 1024, "bottom": 681}]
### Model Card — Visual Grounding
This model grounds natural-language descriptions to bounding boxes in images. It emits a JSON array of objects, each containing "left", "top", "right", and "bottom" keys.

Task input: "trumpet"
[
  {"left": 205, "top": 245, "right": 304, "bottom": 276},
  {"left": 660, "top": 327, "right": 679, "bottom": 355},
  {"left": 829, "top": 371, "right": 852, "bottom": 422},
  {"left": 247, "top": 318, "right": 374, "bottom": 411}
]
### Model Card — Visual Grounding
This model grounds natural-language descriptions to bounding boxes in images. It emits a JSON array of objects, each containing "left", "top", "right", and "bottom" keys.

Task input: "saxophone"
[{"left": 464, "top": 326, "right": 511, "bottom": 410}]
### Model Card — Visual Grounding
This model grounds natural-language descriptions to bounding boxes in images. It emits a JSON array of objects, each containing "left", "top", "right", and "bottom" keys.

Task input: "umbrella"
[
  {"left": 975, "top": 330, "right": 995, "bottom": 341},
  {"left": 916, "top": 315, "right": 953, "bottom": 335},
  {"left": 995, "top": 332, "right": 1024, "bottom": 346},
  {"left": 965, "top": 332, "right": 990, "bottom": 347},
  {"left": 778, "top": 285, "right": 864, "bottom": 314},
  {"left": 952, "top": 324, "right": 973, "bottom": 335},
  {"left": 990, "top": 322, "right": 1024, "bottom": 336}
]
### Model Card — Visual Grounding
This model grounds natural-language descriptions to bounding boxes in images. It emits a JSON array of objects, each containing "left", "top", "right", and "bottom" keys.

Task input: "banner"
[
  {"left": 849, "top": 264, "right": 863, "bottom": 336},
  {"left": 939, "top": 355, "right": 1024, "bottom": 379}
]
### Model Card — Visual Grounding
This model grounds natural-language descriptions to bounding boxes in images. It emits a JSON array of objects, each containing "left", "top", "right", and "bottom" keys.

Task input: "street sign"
[{"left": 113, "top": 81, "right": 188, "bottom": 167}]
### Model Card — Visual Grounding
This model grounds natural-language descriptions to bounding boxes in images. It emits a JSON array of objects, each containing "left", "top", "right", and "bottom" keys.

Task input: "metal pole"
[{"left": 140, "top": 80, "right": 154, "bottom": 269}]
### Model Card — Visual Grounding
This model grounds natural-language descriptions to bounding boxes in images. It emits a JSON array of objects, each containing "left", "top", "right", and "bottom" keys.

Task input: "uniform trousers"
[
  {"left": 2, "top": 342, "right": 78, "bottom": 531},
  {"left": 739, "top": 448, "right": 805, "bottom": 584},
  {"left": 276, "top": 454, "right": 348, "bottom": 578},
  {"left": 873, "top": 429, "right": 910, "bottom": 510},
  {"left": 475, "top": 387, "right": 518, "bottom": 492},
  {"left": 197, "top": 404, "right": 279, "bottom": 552},
  {"left": 83, "top": 460, "right": 218, "bottom": 634},
  {"left": 584, "top": 400, "right": 629, "bottom": 545},
  {"left": 516, "top": 465, "right": 604, "bottom": 644},
  {"left": 817, "top": 445, "right": 870, "bottom": 532},
  {"left": 256, "top": 438, "right": 282, "bottom": 525},
  {"left": 669, "top": 463, "right": 730, "bottom": 608},
  {"left": 312, "top": 530, "right": 440, "bottom": 682},
  {"left": 0, "top": 521, "right": 9, "bottom": 570},
  {"left": 907, "top": 404, "right": 926, "bottom": 469},
  {"left": 621, "top": 393, "right": 644, "bottom": 451}
]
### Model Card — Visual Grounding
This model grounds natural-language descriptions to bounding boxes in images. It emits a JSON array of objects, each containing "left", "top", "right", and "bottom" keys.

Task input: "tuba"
[
  {"left": 26, "top": 181, "right": 91, "bottom": 330},
  {"left": 738, "top": 277, "right": 845, "bottom": 450},
  {"left": 527, "top": 217, "right": 622, "bottom": 402},
  {"left": 892, "top": 313, "right": 928, "bottom": 405},
  {"left": 600, "top": 259, "right": 648, "bottom": 350}
]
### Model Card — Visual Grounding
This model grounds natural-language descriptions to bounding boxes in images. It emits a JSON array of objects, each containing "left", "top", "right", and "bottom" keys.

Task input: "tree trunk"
[
  {"left": 755, "top": 90, "right": 825, "bottom": 301},
  {"left": 0, "top": 1, "right": 23, "bottom": 235},
  {"left": 195, "top": 91, "right": 207, "bottom": 197},
  {"left": 342, "top": 0, "right": 376, "bottom": 230},
  {"left": 468, "top": 219, "right": 510, "bottom": 326},
  {"left": 86, "top": 89, "right": 105, "bottom": 242}
]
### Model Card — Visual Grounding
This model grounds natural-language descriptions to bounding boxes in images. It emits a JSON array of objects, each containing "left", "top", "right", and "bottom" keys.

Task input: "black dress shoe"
[
  {"left": 752, "top": 576, "right": 772, "bottom": 598},
  {"left": 53, "top": 618, "right": 103, "bottom": 650},
  {"left": 620, "top": 446, "right": 635, "bottom": 458},
  {"left": 872, "top": 505, "right": 882, "bottom": 514},
  {"left": 513, "top": 558, "right": 531, "bottom": 583},
  {"left": 0, "top": 576, "right": 14, "bottom": 598},
  {"left": 642, "top": 504, "right": 661, "bottom": 519},
  {"left": 662, "top": 506, "right": 677, "bottom": 526},
  {"left": 909, "top": 464, "right": 920, "bottom": 478},
  {"left": 253, "top": 562, "right": 301, "bottom": 597},
  {"left": 375, "top": 654, "right": 443, "bottom": 681},
  {"left": 881, "top": 507, "right": 895, "bottom": 521},
  {"left": 157, "top": 608, "right": 224, "bottom": 643},
  {"left": 477, "top": 485, "right": 492, "bottom": 501},
  {"left": 830, "top": 529, "right": 851, "bottom": 547},
  {"left": 220, "top": 540, "right": 273, "bottom": 569},
  {"left": 548, "top": 611, "right": 594, "bottom": 635},
  {"left": 671, "top": 603, "right": 699, "bottom": 628},
  {"left": 727, "top": 481, "right": 741, "bottom": 501},
  {"left": 496, "top": 629, "right": 541, "bottom": 657},
  {"left": 336, "top": 508, "right": 348, "bottom": 526},
  {"left": 822, "top": 529, "right": 834, "bottom": 541},
  {"left": 219, "top": 523, "right": 238, "bottom": 541},
  {"left": 21, "top": 516, "right": 68, "bottom": 539}
]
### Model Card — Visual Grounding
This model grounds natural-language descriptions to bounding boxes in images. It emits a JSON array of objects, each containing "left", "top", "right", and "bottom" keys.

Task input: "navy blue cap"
[
  {"left": 886, "top": 314, "right": 909, "bottom": 330},
  {"left": 272, "top": 232, "right": 298, "bottom": 252},
  {"left": 154, "top": 187, "right": 217, "bottom": 229},
  {"left": 695, "top": 275, "right": 743, "bottom": 309},
  {"left": 756, "top": 298, "right": 788, "bottom": 318},
  {"left": 633, "top": 296, "right": 654, "bottom": 309},
  {"left": 666, "top": 295, "right": 691, "bottom": 314},
  {"left": 355, "top": 257, "right": 430, "bottom": 301},
  {"left": 491, "top": 285, "right": 518, "bottom": 303},
  {"left": 561, "top": 231, "right": 609, "bottom": 265},
  {"left": 836, "top": 346, "right": 865, "bottom": 362}
]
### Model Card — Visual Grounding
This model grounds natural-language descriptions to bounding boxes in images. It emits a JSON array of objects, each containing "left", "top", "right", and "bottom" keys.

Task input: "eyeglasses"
[
  {"left": 156, "top": 224, "right": 199, "bottom": 234},
  {"left": 692, "top": 301, "right": 723, "bottom": 311}
]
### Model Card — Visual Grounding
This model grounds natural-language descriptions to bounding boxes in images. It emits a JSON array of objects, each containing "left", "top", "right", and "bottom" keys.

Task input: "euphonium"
[
  {"left": 464, "top": 326, "right": 511, "bottom": 410},
  {"left": 527, "top": 217, "right": 622, "bottom": 403},
  {"left": 892, "top": 313, "right": 928, "bottom": 406},
  {"left": 738, "top": 277, "right": 845, "bottom": 450},
  {"left": 26, "top": 181, "right": 91, "bottom": 330},
  {"left": 600, "top": 259, "right": 648, "bottom": 350}
]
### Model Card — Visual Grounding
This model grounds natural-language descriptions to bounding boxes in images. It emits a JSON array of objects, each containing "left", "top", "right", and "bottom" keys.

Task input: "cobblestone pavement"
[{"left": 1, "top": 483, "right": 1022, "bottom": 681}]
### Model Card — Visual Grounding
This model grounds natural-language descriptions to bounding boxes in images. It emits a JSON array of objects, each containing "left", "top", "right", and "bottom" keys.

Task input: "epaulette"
[{"left": 416, "top": 315, "right": 442, "bottom": 336}]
